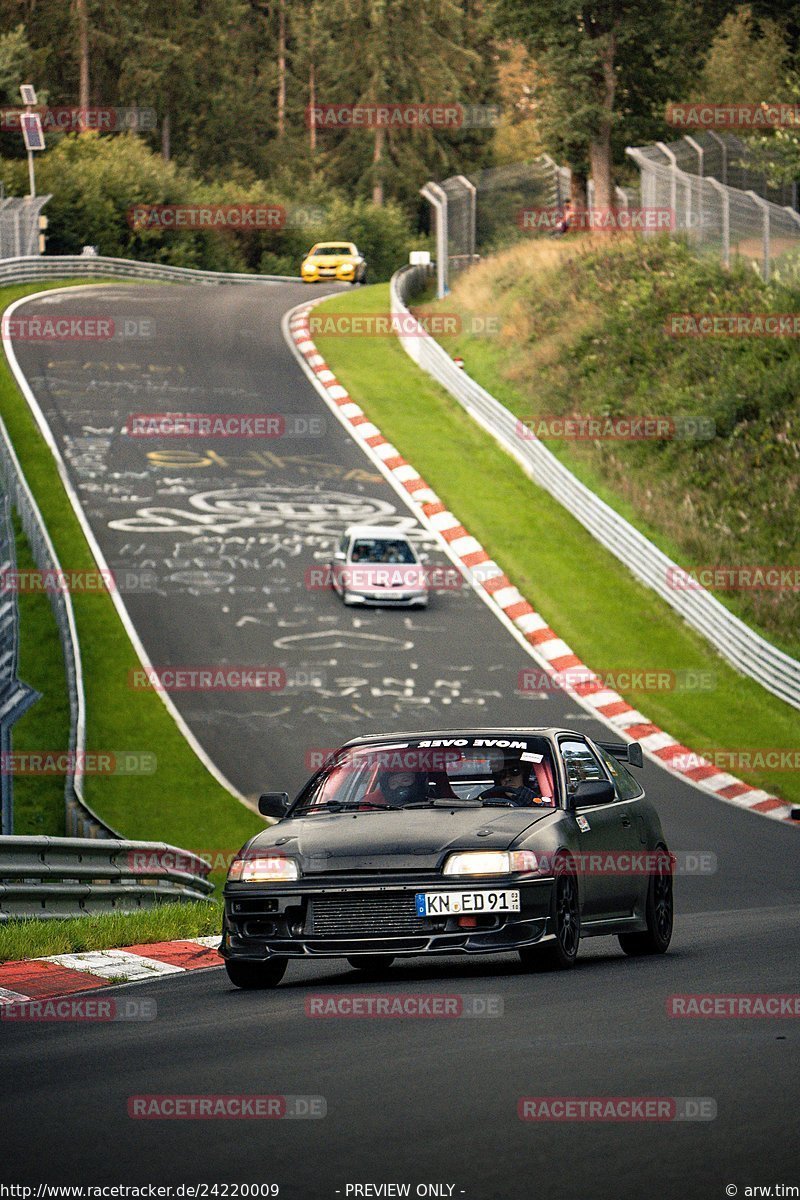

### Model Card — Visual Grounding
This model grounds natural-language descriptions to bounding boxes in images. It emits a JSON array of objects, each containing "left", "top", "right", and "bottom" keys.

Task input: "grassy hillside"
[{"left": 422, "top": 236, "right": 800, "bottom": 658}]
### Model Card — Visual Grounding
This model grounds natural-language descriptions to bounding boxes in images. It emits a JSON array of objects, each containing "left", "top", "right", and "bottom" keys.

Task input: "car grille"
[{"left": 306, "top": 893, "right": 434, "bottom": 938}]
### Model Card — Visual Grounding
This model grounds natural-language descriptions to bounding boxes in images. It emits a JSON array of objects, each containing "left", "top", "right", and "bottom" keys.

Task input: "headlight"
[
  {"left": 228, "top": 855, "right": 299, "bottom": 883},
  {"left": 443, "top": 850, "right": 538, "bottom": 876}
]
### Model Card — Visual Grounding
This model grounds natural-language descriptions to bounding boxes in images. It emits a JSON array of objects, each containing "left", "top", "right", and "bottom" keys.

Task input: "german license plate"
[{"left": 414, "top": 890, "right": 520, "bottom": 917}]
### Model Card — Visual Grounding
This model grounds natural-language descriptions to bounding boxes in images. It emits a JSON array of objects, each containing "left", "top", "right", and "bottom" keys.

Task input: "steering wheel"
[{"left": 481, "top": 786, "right": 520, "bottom": 805}]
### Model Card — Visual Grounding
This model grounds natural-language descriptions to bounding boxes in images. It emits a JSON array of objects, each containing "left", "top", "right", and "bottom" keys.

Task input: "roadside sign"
[
  {"left": 21, "top": 112, "right": 45, "bottom": 152},
  {"left": 19, "top": 84, "right": 37, "bottom": 106}
]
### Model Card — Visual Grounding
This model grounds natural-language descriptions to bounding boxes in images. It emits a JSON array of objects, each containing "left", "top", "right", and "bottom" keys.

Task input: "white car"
[{"left": 330, "top": 525, "right": 429, "bottom": 607}]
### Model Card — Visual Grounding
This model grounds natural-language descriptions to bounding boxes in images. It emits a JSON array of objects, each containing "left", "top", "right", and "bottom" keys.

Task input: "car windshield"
[
  {"left": 312, "top": 244, "right": 352, "bottom": 255},
  {"left": 350, "top": 538, "right": 416, "bottom": 564},
  {"left": 292, "top": 737, "right": 559, "bottom": 815}
]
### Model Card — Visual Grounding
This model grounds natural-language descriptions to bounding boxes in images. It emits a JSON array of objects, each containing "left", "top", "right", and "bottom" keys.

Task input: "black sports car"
[{"left": 221, "top": 728, "right": 674, "bottom": 988}]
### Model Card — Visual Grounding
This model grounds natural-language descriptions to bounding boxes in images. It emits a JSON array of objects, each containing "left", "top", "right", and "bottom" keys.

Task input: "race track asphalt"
[{"left": 1, "top": 281, "right": 797, "bottom": 1200}]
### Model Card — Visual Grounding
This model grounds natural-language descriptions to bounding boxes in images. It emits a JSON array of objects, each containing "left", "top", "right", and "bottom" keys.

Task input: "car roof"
[
  {"left": 339, "top": 728, "right": 581, "bottom": 749},
  {"left": 345, "top": 525, "right": 414, "bottom": 540}
]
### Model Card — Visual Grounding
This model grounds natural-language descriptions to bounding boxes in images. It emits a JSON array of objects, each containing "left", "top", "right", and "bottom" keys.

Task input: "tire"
[
  {"left": 346, "top": 955, "right": 395, "bottom": 973},
  {"left": 618, "top": 849, "right": 673, "bottom": 956},
  {"left": 225, "top": 957, "right": 287, "bottom": 990},
  {"left": 519, "top": 860, "right": 580, "bottom": 971}
]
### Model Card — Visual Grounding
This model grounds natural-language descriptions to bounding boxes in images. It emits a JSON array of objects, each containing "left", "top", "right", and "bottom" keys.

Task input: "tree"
[
  {"left": 309, "top": 0, "right": 486, "bottom": 206},
  {"left": 495, "top": 0, "right": 738, "bottom": 208},
  {"left": 698, "top": 6, "right": 789, "bottom": 101}
]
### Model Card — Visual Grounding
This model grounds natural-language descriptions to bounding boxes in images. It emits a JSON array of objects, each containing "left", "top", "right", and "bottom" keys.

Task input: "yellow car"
[{"left": 301, "top": 241, "right": 367, "bottom": 284}]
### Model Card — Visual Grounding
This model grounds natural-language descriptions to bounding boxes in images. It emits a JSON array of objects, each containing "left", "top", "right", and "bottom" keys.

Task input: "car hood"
[
  {"left": 244, "top": 806, "right": 557, "bottom": 874},
  {"left": 307, "top": 253, "right": 357, "bottom": 265},
  {"left": 341, "top": 564, "right": 426, "bottom": 591}
]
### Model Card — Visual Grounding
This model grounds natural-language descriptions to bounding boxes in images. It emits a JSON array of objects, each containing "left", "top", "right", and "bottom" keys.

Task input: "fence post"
[
  {"left": 656, "top": 142, "right": 678, "bottom": 224},
  {"left": 746, "top": 191, "right": 771, "bottom": 282},
  {"left": 684, "top": 136, "right": 704, "bottom": 237},
  {"left": 453, "top": 175, "right": 477, "bottom": 264},
  {"left": 706, "top": 131, "right": 728, "bottom": 185},
  {"left": 707, "top": 178, "right": 730, "bottom": 268},
  {"left": 420, "top": 181, "right": 448, "bottom": 298}
]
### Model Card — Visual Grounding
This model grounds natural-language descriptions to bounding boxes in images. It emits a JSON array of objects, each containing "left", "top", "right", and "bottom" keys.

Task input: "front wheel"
[
  {"left": 347, "top": 955, "right": 395, "bottom": 973},
  {"left": 225, "top": 957, "right": 287, "bottom": 989},
  {"left": 618, "top": 849, "right": 673, "bottom": 956},
  {"left": 520, "top": 862, "right": 580, "bottom": 971}
]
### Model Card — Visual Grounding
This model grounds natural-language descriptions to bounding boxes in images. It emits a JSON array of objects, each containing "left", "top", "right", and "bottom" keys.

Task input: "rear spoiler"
[{"left": 598, "top": 740, "right": 644, "bottom": 769}]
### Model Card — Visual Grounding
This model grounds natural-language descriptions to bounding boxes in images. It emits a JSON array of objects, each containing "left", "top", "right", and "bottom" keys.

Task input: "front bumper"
[
  {"left": 221, "top": 876, "right": 553, "bottom": 961},
  {"left": 301, "top": 264, "right": 358, "bottom": 282},
  {"left": 345, "top": 589, "right": 428, "bottom": 607}
]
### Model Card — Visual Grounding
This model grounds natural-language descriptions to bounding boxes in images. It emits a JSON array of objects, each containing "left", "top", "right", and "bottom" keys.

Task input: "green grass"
[
  {"left": 0, "top": 281, "right": 262, "bottom": 852},
  {"left": 9, "top": 512, "right": 70, "bottom": 836},
  {"left": 314, "top": 283, "right": 800, "bottom": 807},
  {"left": 426, "top": 236, "right": 800, "bottom": 659},
  {"left": 0, "top": 899, "right": 222, "bottom": 962}
]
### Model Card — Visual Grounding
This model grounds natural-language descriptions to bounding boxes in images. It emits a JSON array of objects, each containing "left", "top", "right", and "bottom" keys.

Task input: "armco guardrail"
[
  {"left": 0, "top": 835, "right": 214, "bottom": 920},
  {"left": 0, "top": 255, "right": 301, "bottom": 838},
  {"left": 0, "top": 412, "right": 115, "bottom": 838},
  {"left": 391, "top": 264, "right": 800, "bottom": 712},
  {"left": 0, "top": 254, "right": 301, "bottom": 286}
]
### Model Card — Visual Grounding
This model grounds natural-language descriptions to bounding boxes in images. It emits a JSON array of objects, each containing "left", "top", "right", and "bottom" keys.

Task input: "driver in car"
[
  {"left": 362, "top": 768, "right": 428, "bottom": 807},
  {"left": 480, "top": 752, "right": 546, "bottom": 807}
]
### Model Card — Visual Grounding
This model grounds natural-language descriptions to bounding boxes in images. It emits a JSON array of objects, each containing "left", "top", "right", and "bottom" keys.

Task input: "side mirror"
[
  {"left": 258, "top": 791, "right": 290, "bottom": 818},
  {"left": 572, "top": 779, "right": 615, "bottom": 807},
  {"left": 333, "top": 550, "right": 346, "bottom": 561},
  {"left": 418, "top": 552, "right": 429, "bottom": 563},
  {"left": 627, "top": 742, "right": 644, "bottom": 768}
]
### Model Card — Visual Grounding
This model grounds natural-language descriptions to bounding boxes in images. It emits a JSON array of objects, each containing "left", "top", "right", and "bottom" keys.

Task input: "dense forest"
[{"left": 0, "top": 0, "right": 798, "bottom": 273}]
